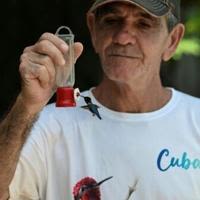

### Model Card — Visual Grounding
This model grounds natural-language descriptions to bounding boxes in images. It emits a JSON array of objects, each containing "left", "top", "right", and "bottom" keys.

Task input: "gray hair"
[{"left": 166, "top": 11, "right": 179, "bottom": 32}]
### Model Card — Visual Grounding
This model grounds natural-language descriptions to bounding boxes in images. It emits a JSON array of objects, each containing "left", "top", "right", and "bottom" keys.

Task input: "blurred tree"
[{"left": 175, "top": 6, "right": 200, "bottom": 59}]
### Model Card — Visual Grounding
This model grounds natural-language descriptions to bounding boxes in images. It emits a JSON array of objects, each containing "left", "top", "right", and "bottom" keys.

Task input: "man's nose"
[{"left": 113, "top": 23, "right": 137, "bottom": 45}]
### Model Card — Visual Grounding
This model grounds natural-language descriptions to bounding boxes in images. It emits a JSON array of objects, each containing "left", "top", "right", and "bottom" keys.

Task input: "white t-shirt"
[{"left": 9, "top": 88, "right": 200, "bottom": 200}]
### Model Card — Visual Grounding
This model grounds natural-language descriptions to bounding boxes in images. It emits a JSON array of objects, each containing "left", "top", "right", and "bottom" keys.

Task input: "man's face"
[{"left": 88, "top": 2, "right": 171, "bottom": 85}]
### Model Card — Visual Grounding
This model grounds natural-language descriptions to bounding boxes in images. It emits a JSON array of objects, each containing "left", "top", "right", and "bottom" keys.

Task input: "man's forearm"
[{"left": 0, "top": 95, "right": 39, "bottom": 198}]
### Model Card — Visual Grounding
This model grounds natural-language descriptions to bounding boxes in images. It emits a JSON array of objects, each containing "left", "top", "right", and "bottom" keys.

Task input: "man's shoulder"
[
  {"left": 174, "top": 89, "right": 200, "bottom": 120},
  {"left": 176, "top": 89, "right": 200, "bottom": 106}
]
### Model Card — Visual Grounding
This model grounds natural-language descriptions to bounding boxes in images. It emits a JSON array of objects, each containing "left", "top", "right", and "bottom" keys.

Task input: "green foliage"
[
  {"left": 174, "top": 7, "right": 200, "bottom": 59},
  {"left": 185, "top": 10, "right": 200, "bottom": 35},
  {"left": 174, "top": 38, "right": 200, "bottom": 59}
]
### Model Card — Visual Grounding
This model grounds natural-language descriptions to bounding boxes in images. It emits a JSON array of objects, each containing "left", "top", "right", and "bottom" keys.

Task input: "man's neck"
[{"left": 93, "top": 79, "right": 172, "bottom": 113}]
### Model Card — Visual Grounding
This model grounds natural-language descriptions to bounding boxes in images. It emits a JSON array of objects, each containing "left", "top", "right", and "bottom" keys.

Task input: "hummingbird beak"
[
  {"left": 95, "top": 176, "right": 113, "bottom": 187},
  {"left": 85, "top": 176, "right": 113, "bottom": 191}
]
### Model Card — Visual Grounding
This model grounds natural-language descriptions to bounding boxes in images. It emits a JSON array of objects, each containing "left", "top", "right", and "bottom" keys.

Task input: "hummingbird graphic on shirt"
[
  {"left": 80, "top": 96, "right": 102, "bottom": 120},
  {"left": 73, "top": 176, "right": 113, "bottom": 200}
]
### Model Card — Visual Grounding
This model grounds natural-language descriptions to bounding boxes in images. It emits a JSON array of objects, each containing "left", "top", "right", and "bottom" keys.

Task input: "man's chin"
[
  {"left": 102, "top": 62, "right": 142, "bottom": 83},
  {"left": 103, "top": 68, "right": 134, "bottom": 82}
]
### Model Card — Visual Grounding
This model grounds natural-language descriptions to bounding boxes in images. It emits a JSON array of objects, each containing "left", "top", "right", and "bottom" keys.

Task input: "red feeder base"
[{"left": 56, "top": 87, "right": 76, "bottom": 107}]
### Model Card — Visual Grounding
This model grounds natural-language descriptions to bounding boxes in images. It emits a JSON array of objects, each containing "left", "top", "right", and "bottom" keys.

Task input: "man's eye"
[
  {"left": 138, "top": 21, "right": 151, "bottom": 29},
  {"left": 103, "top": 18, "right": 119, "bottom": 25}
]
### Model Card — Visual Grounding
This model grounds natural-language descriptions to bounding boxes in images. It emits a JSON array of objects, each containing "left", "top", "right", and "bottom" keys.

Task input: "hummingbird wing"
[
  {"left": 81, "top": 105, "right": 90, "bottom": 110},
  {"left": 81, "top": 104, "right": 102, "bottom": 120}
]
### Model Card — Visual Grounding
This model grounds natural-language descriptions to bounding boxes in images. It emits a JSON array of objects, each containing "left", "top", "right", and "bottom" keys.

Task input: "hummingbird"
[
  {"left": 73, "top": 176, "right": 113, "bottom": 200},
  {"left": 80, "top": 96, "right": 102, "bottom": 120}
]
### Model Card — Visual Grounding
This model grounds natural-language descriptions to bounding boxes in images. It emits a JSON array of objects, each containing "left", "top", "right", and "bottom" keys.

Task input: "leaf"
[{"left": 174, "top": 38, "right": 200, "bottom": 60}]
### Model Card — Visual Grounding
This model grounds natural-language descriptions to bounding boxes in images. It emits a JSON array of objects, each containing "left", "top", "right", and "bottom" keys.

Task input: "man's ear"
[
  {"left": 162, "top": 23, "right": 185, "bottom": 61},
  {"left": 86, "top": 12, "right": 97, "bottom": 52}
]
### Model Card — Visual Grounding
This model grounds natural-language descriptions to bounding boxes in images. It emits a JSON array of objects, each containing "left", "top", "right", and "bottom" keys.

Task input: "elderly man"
[{"left": 0, "top": 0, "right": 200, "bottom": 199}]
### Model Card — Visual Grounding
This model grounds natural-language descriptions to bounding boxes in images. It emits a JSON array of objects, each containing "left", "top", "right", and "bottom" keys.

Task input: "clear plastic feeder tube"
[
  {"left": 55, "top": 26, "right": 76, "bottom": 107},
  {"left": 55, "top": 26, "right": 75, "bottom": 87}
]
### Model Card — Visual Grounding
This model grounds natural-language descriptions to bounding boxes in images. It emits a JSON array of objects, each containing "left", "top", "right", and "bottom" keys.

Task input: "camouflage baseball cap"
[{"left": 88, "top": 0, "right": 180, "bottom": 21}]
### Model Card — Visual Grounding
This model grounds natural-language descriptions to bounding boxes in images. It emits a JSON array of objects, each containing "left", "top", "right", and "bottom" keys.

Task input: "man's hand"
[
  {"left": 0, "top": 33, "right": 83, "bottom": 198},
  {"left": 19, "top": 32, "right": 83, "bottom": 113}
]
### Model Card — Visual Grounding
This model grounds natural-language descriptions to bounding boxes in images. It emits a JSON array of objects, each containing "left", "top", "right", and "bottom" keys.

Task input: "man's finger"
[
  {"left": 33, "top": 39, "right": 66, "bottom": 66},
  {"left": 74, "top": 42, "right": 84, "bottom": 62},
  {"left": 39, "top": 32, "right": 69, "bottom": 54}
]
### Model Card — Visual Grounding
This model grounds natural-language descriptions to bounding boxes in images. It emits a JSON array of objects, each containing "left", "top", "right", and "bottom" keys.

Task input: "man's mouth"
[{"left": 109, "top": 54, "right": 139, "bottom": 59}]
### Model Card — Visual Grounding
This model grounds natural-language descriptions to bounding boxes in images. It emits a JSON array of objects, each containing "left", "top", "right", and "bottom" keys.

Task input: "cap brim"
[{"left": 88, "top": 0, "right": 170, "bottom": 17}]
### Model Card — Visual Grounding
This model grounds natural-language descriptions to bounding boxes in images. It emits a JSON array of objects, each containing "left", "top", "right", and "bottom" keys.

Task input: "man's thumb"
[{"left": 74, "top": 42, "right": 84, "bottom": 62}]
